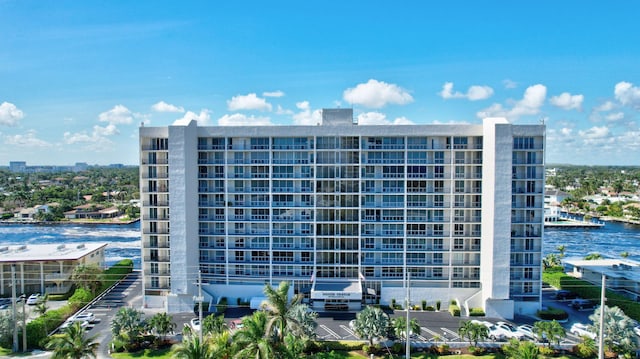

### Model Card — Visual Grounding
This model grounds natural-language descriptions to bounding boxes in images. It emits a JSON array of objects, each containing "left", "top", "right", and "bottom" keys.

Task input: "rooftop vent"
[
  {"left": 57, "top": 244, "right": 66, "bottom": 251},
  {"left": 76, "top": 244, "right": 85, "bottom": 249},
  {"left": 16, "top": 245, "right": 27, "bottom": 251},
  {"left": 0, "top": 246, "right": 8, "bottom": 253}
]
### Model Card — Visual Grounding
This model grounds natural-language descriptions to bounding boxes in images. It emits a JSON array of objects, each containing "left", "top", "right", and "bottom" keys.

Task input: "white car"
[
  {"left": 73, "top": 312, "right": 96, "bottom": 323},
  {"left": 26, "top": 293, "right": 41, "bottom": 305},
  {"left": 190, "top": 318, "right": 201, "bottom": 333},
  {"left": 516, "top": 324, "right": 546, "bottom": 342},
  {"left": 570, "top": 322, "right": 596, "bottom": 340},
  {"left": 59, "top": 319, "right": 89, "bottom": 330},
  {"left": 493, "top": 321, "right": 525, "bottom": 340}
]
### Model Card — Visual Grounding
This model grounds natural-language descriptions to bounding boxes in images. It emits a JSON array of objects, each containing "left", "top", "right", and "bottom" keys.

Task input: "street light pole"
[
  {"left": 405, "top": 271, "right": 410, "bottom": 359},
  {"left": 11, "top": 264, "right": 18, "bottom": 353},
  {"left": 22, "top": 296, "right": 26, "bottom": 352},
  {"left": 597, "top": 274, "right": 606, "bottom": 359}
]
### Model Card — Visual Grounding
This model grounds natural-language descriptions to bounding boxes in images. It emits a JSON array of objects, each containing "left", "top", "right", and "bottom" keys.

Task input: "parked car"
[
  {"left": 59, "top": 319, "right": 89, "bottom": 331},
  {"left": 516, "top": 324, "right": 547, "bottom": 342},
  {"left": 570, "top": 322, "right": 596, "bottom": 339},
  {"left": 73, "top": 312, "right": 96, "bottom": 323},
  {"left": 570, "top": 298, "right": 596, "bottom": 310},
  {"left": 493, "top": 321, "right": 525, "bottom": 340},
  {"left": 189, "top": 318, "right": 201, "bottom": 333},
  {"left": 26, "top": 293, "right": 41, "bottom": 305},
  {"left": 553, "top": 290, "right": 578, "bottom": 300}
]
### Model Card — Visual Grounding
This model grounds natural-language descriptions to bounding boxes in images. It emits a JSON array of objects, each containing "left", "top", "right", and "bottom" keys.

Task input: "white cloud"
[
  {"left": 176, "top": 109, "right": 212, "bottom": 126},
  {"left": 605, "top": 112, "right": 625, "bottom": 122},
  {"left": 263, "top": 90, "right": 285, "bottom": 98},
  {"left": 151, "top": 101, "right": 185, "bottom": 113},
  {"left": 477, "top": 84, "right": 547, "bottom": 121},
  {"left": 614, "top": 81, "right": 640, "bottom": 109},
  {"left": 578, "top": 126, "right": 610, "bottom": 140},
  {"left": 62, "top": 127, "right": 114, "bottom": 152},
  {"left": 227, "top": 93, "right": 272, "bottom": 112},
  {"left": 98, "top": 105, "right": 133, "bottom": 125},
  {"left": 293, "top": 101, "right": 322, "bottom": 125},
  {"left": 275, "top": 105, "right": 293, "bottom": 115},
  {"left": 0, "top": 102, "right": 24, "bottom": 126},
  {"left": 560, "top": 128, "right": 573, "bottom": 136},
  {"left": 357, "top": 112, "right": 414, "bottom": 125},
  {"left": 438, "top": 82, "right": 494, "bottom": 101},
  {"left": 549, "top": 92, "right": 584, "bottom": 111},
  {"left": 503, "top": 79, "right": 518, "bottom": 89},
  {"left": 3, "top": 130, "right": 51, "bottom": 147},
  {"left": 594, "top": 101, "right": 615, "bottom": 112},
  {"left": 217, "top": 113, "right": 273, "bottom": 126},
  {"left": 93, "top": 123, "right": 119, "bottom": 136},
  {"left": 343, "top": 79, "right": 413, "bottom": 108}
]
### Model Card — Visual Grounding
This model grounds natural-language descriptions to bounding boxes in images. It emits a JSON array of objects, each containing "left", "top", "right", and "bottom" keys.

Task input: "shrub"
[
  {"left": 391, "top": 342, "right": 403, "bottom": 354},
  {"left": 425, "top": 305, "right": 435, "bottom": 311},
  {"left": 538, "top": 345, "right": 555, "bottom": 356},
  {"left": 391, "top": 298, "right": 396, "bottom": 309},
  {"left": 68, "top": 287, "right": 94, "bottom": 309},
  {"left": 537, "top": 306, "right": 568, "bottom": 321},
  {"left": 469, "top": 346, "right": 486, "bottom": 356},
  {"left": 448, "top": 304, "right": 461, "bottom": 316},
  {"left": 216, "top": 297, "right": 228, "bottom": 313},
  {"left": 436, "top": 300, "right": 441, "bottom": 311},
  {"left": 469, "top": 308, "right": 485, "bottom": 316},
  {"left": 435, "top": 343, "right": 449, "bottom": 355},
  {"left": 450, "top": 299, "right": 457, "bottom": 305},
  {"left": 421, "top": 300, "right": 427, "bottom": 310}
]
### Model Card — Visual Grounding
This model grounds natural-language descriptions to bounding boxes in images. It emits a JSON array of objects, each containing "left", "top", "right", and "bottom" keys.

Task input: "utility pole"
[
  {"left": 405, "top": 271, "right": 410, "bottom": 359},
  {"left": 11, "top": 264, "right": 18, "bottom": 353},
  {"left": 22, "top": 295, "right": 26, "bottom": 352},
  {"left": 597, "top": 274, "right": 606, "bottom": 359},
  {"left": 198, "top": 270, "right": 203, "bottom": 343}
]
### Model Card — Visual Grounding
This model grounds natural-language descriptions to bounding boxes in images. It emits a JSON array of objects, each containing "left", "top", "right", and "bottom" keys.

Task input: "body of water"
[
  {"left": 0, "top": 221, "right": 141, "bottom": 268},
  {"left": 1, "top": 219, "right": 639, "bottom": 269}
]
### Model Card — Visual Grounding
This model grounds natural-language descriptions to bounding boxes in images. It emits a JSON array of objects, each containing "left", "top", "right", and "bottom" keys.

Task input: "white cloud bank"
[
  {"left": 0, "top": 102, "right": 24, "bottom": 126},
  {"left": 477, "top": 84, "right": 547, "bottom": 121},
  {"left": 176, "top": 109, "right": 212, "bottom": 126},
  {"left": 263, "top": 90, "right": 285, "bottom": 98},
  {"left": 218, "top": 113, "right": 273, "bottom": 126},
  {"left": 99, "top": 105, "right": 133, "bottom": 125},
  {"left": 4, "top": 130, "right": 51, "bottom": 148},
  {"left": 343, "top": 79, "right": 413, "bottom": 108},
  {"left": 293, "top": 101, "right": 322, "bottom": 126},
  {"left": 615, "top": 81, "right": 640, "bottom": 110},
  {"left": 152, "top": 101, "right": 185, "bottom": 113},
  {"left": 549, "top": 92, "right": 584, "bottom": 111},
  {"left": 227, "top": 93, "right": 272, "bottom": 111},
  {"left": 357, "top": 112, "right": 413, "bottom": 125},
  {"left": 438, "top": 82, "right": 494, "bottom": 101}
]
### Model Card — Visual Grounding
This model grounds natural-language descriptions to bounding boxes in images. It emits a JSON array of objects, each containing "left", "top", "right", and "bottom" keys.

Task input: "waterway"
[{"left": 0, "top": 219, "right": 639, "bottom": 269}]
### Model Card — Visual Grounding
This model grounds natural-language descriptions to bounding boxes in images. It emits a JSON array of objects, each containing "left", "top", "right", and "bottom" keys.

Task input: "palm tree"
[
  {"left": 542, "top": 253, "right": 562, "bottom": 269},
  {"left": 392, "top": 316, "right": 420, "bottom": 340},
  {"left": 233, "top": 311, "right": 275, "bottom": 359},
  {"left": 148, "top": 312, "right": 175, "bottom": 343},
  {"left": 173, "top": 334, "right": 216, "bottom": 359},
  {"left": 458, "top": 320, "right": 489, "bottom": 346},
  {"left": 285, "top": 303, "right": 317, "bottom": 339},
  {"left": 262, "top": 280, "right": 302, "bottom": 343},
  {"left": 533, "top": 320, "right": 565, "bottom": 348},
  {"left": 202, "top": 313, "right": 227, "bottom": 335},
  {"left": 502, "top": 338, "right": 540, "bottom": 359},
  {"left": 210, "top": 331, "right": 235, "bottom": 359},
  {"left": 352, "top": 305, "right": 390, "bottom": 346},
  {"left": 556, "top": 245, "right": 566, "bottom": 258},
  {"left": 71, "top": 264, "right": 104, "bottom": 295},
  {"left": 111, "top": 307, "right": 145, "bottom": 351},
  {"left": 589, "top": 305, "right": 637, "bottom": 354},
  {"left": 45, "top": 321, "right": 99, "bottom": 359}
]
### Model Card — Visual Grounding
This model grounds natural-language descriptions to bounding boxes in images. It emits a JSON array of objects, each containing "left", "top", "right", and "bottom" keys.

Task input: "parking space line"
[
  {"left": 441, "top": 327, "right": 459, "bottom": 339},
  {"left": 421, "top": 327, "right": 440, "bottom": 338},
  {"left": 339, "top": 325, "right": 357, "bottom": 339},
  {"left": 319, "top": 324, "right": 340, "bottom": 340}
]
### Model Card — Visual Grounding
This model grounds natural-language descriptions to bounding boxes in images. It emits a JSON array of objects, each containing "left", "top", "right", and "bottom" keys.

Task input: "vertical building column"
[
  {"left": 480, "top": 117, "right": 514, "bottom": 318},
  {"left": 40, "top": 262, "right": 45, "bottom": 294},
  {"left": 19, "top": 263, "right": 25, "bottom": 294},
  {"left": 167, "top": 120, "right": 199, "bottom": 312},
  {"left": 0, "top": 264, "right": 4, "bottom": 296}
]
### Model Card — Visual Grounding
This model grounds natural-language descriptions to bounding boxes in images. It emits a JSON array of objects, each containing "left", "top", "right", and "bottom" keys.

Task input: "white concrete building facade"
[{"left": 139, "top": 110, "right": 545, "bottom": 319}]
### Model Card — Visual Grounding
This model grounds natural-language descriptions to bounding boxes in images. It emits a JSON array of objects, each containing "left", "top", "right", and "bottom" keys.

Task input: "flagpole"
[{"left": 406, "top": 271, "right": 410, "bottom": 358}]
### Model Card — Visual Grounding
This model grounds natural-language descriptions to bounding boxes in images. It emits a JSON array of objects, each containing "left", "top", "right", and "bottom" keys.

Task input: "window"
[
  {"left": 434, "top": 152, "right": 444, "bottom": 164},
  {"left": 454, "top": 238, "right": 464, "bottom": 250}
]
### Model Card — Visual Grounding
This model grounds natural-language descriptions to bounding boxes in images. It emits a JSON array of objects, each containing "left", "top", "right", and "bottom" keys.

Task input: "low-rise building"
[
  {"left": 563, "top": 257, "right": 640, "bottom": 301},
  {"left": 0, "top": 242, "right": 107, "bottom": 296}
]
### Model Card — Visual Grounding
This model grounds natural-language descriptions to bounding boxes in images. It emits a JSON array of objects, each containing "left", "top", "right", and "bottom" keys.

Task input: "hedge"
[
  {"left": 449, "top": 304, "right": 461, "bottom": 316},
  {"left": 543, "top": 269, "right": 640, "bottom": 321},
  {"left": 469, "top": 308, "right": 486, "bottom": 316}
]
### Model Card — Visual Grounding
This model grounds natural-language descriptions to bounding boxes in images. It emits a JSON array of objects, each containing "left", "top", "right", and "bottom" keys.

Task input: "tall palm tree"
[
  {"left": 203, "top": 313, "right": 228, "bottom": 335},
  {"left": 148, "top": 312, "right": 175, "bottom": 343},
  {"left": 392, "top": 316, "right": 420, "bottom": 340},
  {"left": 589, "top": 305, "right": 637, "bottom": 354},
  {"left": 111, "top": 307, "right": 145, "bottom": 351},
  {"left": 210, "top": 330, "right": 235, "bottom": 359},
  {"left": 533, "top": 320, "right": 565, "bottom": 348},
  {"left": 458, "top": 320, "right": 489, "bottom": 346},
  {"left": 556, "top": 245, "right": 566, "bottom": 258},
  {"left": 262, "top": 281, "right": 301, "bottom": 343},
  {"left": 45, "top": 321, "right": 99, "bottom": 359},
  {"left": 173, "top": 335, "right": 216, "bottom": 359},
  {"left": 233, "top": 311, "right": 275, "bottom": 359}
]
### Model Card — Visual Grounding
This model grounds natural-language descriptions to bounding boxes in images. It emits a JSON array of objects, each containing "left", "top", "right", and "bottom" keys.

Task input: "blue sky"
[{"left": 1, "top": 1, "right": 639, "bottom": 166}]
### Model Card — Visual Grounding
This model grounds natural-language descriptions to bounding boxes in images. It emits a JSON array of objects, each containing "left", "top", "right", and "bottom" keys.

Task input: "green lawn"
[{"left": 110, "top": 348, "right": 174, "bottom": 359}]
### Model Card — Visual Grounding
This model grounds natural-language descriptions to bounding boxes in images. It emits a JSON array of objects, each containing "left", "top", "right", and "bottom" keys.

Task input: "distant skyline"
[{"left": 1, "top": 1, "right": 639, "bottom": 166}]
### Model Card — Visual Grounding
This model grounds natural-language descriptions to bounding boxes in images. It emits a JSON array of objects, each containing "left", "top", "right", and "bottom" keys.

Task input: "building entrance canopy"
[{"left": 310, "top": 280, "right": 362, "bottom": 300}]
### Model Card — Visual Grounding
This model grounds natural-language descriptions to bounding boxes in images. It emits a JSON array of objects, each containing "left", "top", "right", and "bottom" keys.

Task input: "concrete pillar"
[
  {"left": 40, "top": 262, "right": 45, "bottom": 293},
  {"left": 19, "top": 263, "right": 24, "bottom": 294}
]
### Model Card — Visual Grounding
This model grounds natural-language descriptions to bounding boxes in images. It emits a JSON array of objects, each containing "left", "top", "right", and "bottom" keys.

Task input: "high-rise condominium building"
[{"left": 139, "top": 110, "right": 545, "bottom": 319}]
